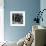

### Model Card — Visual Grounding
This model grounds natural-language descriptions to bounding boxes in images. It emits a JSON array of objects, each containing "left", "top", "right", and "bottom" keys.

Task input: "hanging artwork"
[{"left": 10, "top": 11, "right": 25, "bottom": 26}]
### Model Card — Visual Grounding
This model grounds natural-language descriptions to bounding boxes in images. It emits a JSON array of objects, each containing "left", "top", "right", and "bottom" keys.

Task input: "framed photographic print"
[{"left": 10, "top": 11, "right": 25, "bottom": 26}]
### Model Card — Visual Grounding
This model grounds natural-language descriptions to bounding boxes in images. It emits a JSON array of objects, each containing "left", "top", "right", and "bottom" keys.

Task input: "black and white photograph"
[{"left": 10, "top": 11, "right": 25, "bottom": 26}]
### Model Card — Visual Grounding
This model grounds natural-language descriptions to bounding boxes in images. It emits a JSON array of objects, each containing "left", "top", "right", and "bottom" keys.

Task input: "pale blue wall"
[
  {"left": 40, "top": 0, "right": 46, "bottom": 27},
  {"left": 4, "top": 0, "right": 40, "bottom": 42}
]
